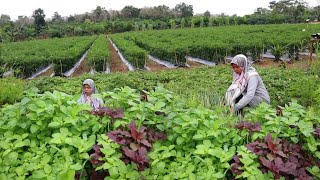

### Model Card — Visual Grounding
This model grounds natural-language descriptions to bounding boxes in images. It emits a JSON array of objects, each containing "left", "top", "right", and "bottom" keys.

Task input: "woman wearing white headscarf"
[
  {"left": 77, "top": 79, "right": 103, "bottom": 110},
  {"left": 225, "top": 54, "right": 270, "bottom": 113}
]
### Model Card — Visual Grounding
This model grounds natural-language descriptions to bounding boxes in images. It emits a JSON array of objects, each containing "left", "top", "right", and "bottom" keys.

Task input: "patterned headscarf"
[
  {"left": 231, "top": 54, "right": 257, "bottom": 91},
  {"left": 78, "top": 79, "right": 101, "bottom": 109}
]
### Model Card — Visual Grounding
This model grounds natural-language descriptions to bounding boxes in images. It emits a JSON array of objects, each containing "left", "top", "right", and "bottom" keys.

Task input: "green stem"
[{"left": 79, "top": 159, "right": 89, "bottom": 180}]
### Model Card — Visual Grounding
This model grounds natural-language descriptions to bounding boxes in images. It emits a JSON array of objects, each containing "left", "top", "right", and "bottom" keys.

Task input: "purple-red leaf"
[
  {"left": 90, "top": 153, "right": 102, "bottom": 165},
  {"left": 140, "top": 139, "right": 152, "bottom": 148},
  {"left": 231, "top": 155, "right": 243, "bottom": 176},
  {"left": 260, "top": 156, "right": 272, "bottom": 169},
  {"left": 97, "top": 107, "right": 124, "bottom": 119},
  {"left": 93, "top": 144, "right": 102, "bottom": 155},
  {"left": 155, "top": 132, "right": 167, "bottom": 141},
  {"left": 128, "top": 120, "right": 137, "bottom": 132},
  {"left": 313, "top": 128, "right": 320, "bottom": 138},
  {"left": 280, "top": 161, "right": 296, "bottom": 174},
  {"left": 104, "top": 120, "right": 167, "bottom": 172},
  {"left": 122, "top": 146, "right": 136, "bottom": 160},
  {"left": 107, "top": 131, "right": 128, "bottom": 145},
  {"left": 235, "top": 121, "right": 261, "bottom": 132}
]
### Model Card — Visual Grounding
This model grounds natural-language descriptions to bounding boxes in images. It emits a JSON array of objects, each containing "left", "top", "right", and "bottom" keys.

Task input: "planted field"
[
  {"left": 87, "top": 35, "right": 110, "bottom": 72},
  {"left": 1, "top": 24, "right": 318, "bottom": 78},
  {"left": 0, "top": 36, "right": 96, "bottom": 77},
  {"left": 1, "top": 64, "right": 320, "bottom": 179},
  {"left": 111, "top": 24, "right": 318, "bottom": 64},
  {"left": 28, "top": 65, "right": 320, "bottom": 108},
  {"left": 2, "top": 24, "right": 320, "bottom": 178},
  {"left": 109, "top": 35, "right": 147, "bottom": 69}
]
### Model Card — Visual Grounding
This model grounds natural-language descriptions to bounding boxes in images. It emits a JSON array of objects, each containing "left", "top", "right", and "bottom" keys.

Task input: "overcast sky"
[{"left": 1, "top": 0, "right": 319, "bottom": 20}]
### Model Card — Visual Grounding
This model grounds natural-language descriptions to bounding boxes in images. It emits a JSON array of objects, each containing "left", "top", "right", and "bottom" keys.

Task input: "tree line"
[{"left": 0, "top": 0, "right": 319, "bottom": 42}]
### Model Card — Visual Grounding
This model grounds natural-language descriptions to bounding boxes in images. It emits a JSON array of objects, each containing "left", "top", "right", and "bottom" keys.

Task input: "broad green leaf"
[
  {"left": 5, "top": 152, "right": 18, "bottom": 164},
  {"left": 27, "top": 104, "right": 38, "bottom": 112},
  {"left": 21, "top": 97, "right": 31, "bottom": 105},
  {"left": 16, "top": 166, "right": 25, "bottom": 176},
  {"left": 57, "top": 170, "right": 75, "bottom": 180},
  {"left": 203, "top": 140, "right": 212, "bottom": 148},
  {"left": 2, "top": 149, "right": 12, "bottom": 157},
  {"left": 156, "top": 162, "right": 166, "bottom": 172},
  {"left": 48, "top": 122, "right": 61, "bottom": 128},
  {"left": 32, "top": 170, "right": 47, "bottom": 179},
  {"left": 176, "top": 137, "right": 184, "bottom": 145},
  {"left": 44, "top": 164, "right": 52, "bottom": 174},
  {"left": 155, "top": 102, "right": 166, "bottom": 110},
  {"left": 109, "top": 167, "right": 119, "bottom": 179},
  {"left": 21, "top": 133, "right": 29, "bottom": 139},
  {"left": 80, "top": 153, "right": 89, "bottom": 159},
  {"left": 70, "top": 163, "right": 82, "bottom": 171},
  {"left": 36, "top": 100, "right": 46, "bottom": 108},
  {"left": 14, "top": 139, "right": 30, "bottom": 148},
  {"left": 189, "top": 173, "right": 196, "bottom": 180},
  {"left": 126, "top": 171, "right": 140, "bottom": 180},
  {"left": 214, "top": 172, "right": 224, "bottom": 178},
  {"left": 193, "top": 134, "right": 204, "bottom": 140},
  {"left": 194, "top": 148, "right": 205, "bottom": 155},
  {"left": 30, "top": 124, "right": 39, "bottom": 133},
  {"left": 60, "top": 128, "right": 69, "bottom": 136},
  {"left": 117, "top": 161, "right": 128, "bottom": 175},
  {"left": 0, "top": 141, "right": 10, "bottom": 149}
]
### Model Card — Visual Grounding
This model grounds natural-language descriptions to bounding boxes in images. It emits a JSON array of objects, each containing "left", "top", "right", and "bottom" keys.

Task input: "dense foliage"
[
  {"left": 28, "top": 65, "right": 320, "bottom": 108},
  {"left": 111, "top": 24, "right": 318, "bottom": 64},
  {"left": 1, "top": 23, "right": 319, "bottom": 76},
  {"left": 86, "top": 35, "right": 110, "bottom": 72},
  {"left": 109, "top": 35, "right": 147, "bottom": 69},
  {"left": 0, "top": 84, "right": 320, "bottom": 179},
  {"left": 0, "top": 36, "right": 96, "bottom": 77},
  {"left": 1, "top": 1, "right": 319, "bottom": 42},
  {"left": 0, "top": 78, "right": 24, "bottom": 105}
]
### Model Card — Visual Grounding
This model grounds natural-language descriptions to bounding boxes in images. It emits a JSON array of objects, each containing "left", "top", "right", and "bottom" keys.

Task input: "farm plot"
[
  {"left": 111, "top": 24, "right": 319, "bottom": 65},
  {"left": 0, "top": 36, "right": 96, "bottom": 78}
]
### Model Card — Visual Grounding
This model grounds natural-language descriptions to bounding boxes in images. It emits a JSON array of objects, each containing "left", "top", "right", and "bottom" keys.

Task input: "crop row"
[
  {"left": 0, "top": 36, "right": 96, "bottom": 77},
  {"left": 111, "top": 24, "right": 318, "bottom": 64},
  {"left": 87, "top": 35, "right": 110, "bottom": 72},
  {"left": 109, "top": 34, "right": 147, "bottom": 69}
]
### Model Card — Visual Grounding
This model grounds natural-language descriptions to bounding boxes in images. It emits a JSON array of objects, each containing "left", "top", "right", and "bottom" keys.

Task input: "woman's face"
[
  {"left": 83, "top": 84, "right": 93, "bottom": 96},
  {"left": 231, "top": 63, "right": 243, "bottom": 75}
]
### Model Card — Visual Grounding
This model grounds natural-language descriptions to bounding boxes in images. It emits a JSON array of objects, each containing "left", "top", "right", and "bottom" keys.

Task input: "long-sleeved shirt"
[{"left": 234, "top": 74, "right": 270, "bottom": 111}]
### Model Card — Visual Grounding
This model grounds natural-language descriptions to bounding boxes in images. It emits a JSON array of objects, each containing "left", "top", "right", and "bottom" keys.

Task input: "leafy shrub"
[{"left": 0, "top": 78, "right": 24, "bottom": 105}]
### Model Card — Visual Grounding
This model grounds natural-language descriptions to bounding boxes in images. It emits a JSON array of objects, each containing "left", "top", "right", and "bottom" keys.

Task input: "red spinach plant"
[
  {"left": 232, "top": 133, "right": 317, "bottom": 179},
  {"left": 107, "top": 120, "right": 167, "bottom": 171}
]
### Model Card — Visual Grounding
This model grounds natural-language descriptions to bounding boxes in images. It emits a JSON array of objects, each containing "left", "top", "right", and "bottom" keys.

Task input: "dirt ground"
[
  {"left": 256, "top": 57, "right": 310, "bottom": 71},
  {"left": 145, "top": 59, "right": 169, "bottom": 71},
  {"left": 186, "top": 60, "right": 206, "bottom": 68},
  {"left": 71, "top": 58, "right": 92, "bottom": 77},
  {"left": 108, "top": 42, "right": 129, "bottom": 73},
  {"left": 32, "top": 51, "right": 314, "bottom": 78},
  {"left": 36, "top": 66, "right": 55, "bottom": 77}
]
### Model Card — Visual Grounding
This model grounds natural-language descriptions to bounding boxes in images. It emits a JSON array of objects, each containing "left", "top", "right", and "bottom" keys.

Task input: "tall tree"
[
  {"left": 121, "top": 6, "right": 140, "bottom": 19},
  {"left": 174, "top": 3, "right": 193, "bottom": 18},
  {"left": 51, "top": 12, "right": 63, "bottom": 23},
  {"left": 204, "top": 10, "right": 211, "bottom": 17},
  {"left": 268, "top": 0, "right": 307, "bottom": 23},
  {"left": 92, "top": 6, "right": 109, "bottom": 22},
  {"left": 32, "top": 8, "right": 46, "bottom": 34},
  {"left": 139, "top": 5, "right": 174, "bottom": 20},
  {"left": 0, "top": 14, "right": 11, "bottom": 26},
  {"left": 67, "top": 15, "right": 76, "bottom": 22}
]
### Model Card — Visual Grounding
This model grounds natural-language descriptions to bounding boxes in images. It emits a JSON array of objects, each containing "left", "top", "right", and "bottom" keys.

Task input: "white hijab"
[
  {"left": 231, "top": 54, "right": 258, "bottom": 92},
  {"left": 78, "top": 79, "right": 101, "bottom": 109}
]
